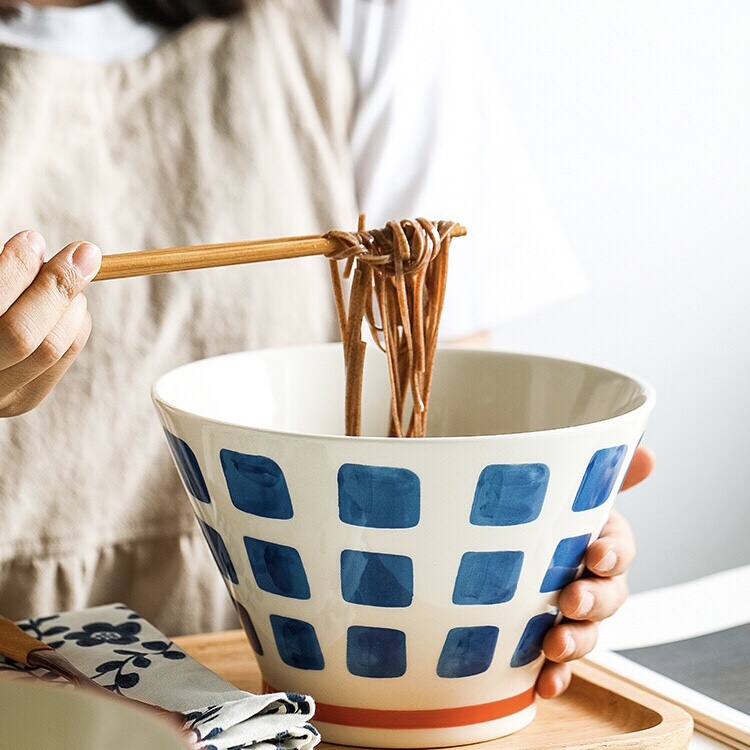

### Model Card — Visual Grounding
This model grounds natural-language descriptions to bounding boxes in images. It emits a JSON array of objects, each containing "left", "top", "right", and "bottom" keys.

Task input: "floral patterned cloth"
[{"left": 0, "top": 604, "right": 320, "bottom": 750}]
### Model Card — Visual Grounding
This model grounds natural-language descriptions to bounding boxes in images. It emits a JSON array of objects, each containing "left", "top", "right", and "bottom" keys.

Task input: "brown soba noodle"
[{"left": 325, "top": 216, "right": 457, "bottom": 438}]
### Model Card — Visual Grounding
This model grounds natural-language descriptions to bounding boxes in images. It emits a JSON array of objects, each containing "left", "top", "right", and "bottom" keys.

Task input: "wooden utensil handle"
[
  {"left": 28, "top": 648, "right": 92, "bottom": 687},
  {"left": 95, "top": 235, "right": 327, "bottom": 281},
  {"left": 0, "top": 615, "right": 53, "bottom": 666},
  {"left": 94, "top": 225, "right": 467, "bottom": 281}
]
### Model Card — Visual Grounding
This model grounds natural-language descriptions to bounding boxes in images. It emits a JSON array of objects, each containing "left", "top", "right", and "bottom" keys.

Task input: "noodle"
[{"left": 326, "top": 216, "right": 457, "bottom": 438}]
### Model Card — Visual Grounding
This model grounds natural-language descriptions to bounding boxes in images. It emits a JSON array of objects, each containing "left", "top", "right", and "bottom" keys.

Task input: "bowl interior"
[{"left": 154, "top": 346, "right": 650, "bottom": 438}]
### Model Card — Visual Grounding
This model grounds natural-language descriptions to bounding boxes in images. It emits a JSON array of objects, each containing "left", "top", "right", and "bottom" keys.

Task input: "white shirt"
[{"left": 0, "top": 0, "right": 585, "bottom": 339}]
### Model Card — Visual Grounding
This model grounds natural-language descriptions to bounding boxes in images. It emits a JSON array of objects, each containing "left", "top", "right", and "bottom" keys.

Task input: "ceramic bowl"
[
  {"left": 152, "top": 345, "right": 654, "bottom": 748},
  {"left": 0, "top": 680, "right": 188, "bottom": 749}
]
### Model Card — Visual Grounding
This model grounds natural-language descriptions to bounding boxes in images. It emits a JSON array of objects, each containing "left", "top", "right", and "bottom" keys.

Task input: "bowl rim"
[
  {"left": 152, "top": 343, "right": 656, "bottom": 444},
  {"left": 0, "top": 679, "right": 188, "bottom": 748}
]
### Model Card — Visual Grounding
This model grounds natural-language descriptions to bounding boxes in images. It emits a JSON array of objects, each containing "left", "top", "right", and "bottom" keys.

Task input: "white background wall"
[{"left": 468, "top": 1, "right": 750, "bottom": 592}]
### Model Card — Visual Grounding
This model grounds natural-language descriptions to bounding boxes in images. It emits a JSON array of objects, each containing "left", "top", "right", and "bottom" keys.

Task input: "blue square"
[
  {"left": 540, "top": 534, "right": 592, "bottom": 592},
  {"left": 340, "top": 550, "right": 413, "bottom": 607},
  {"left": 198, "top": 521, "right": 238, "bottom": 584},
  {"left": 572, "top": 446, "right": 628, "bottom": 512},
  {"left": 347, "top": 626, "right": 406, "bottom": 678},
  {"left": 270, "top": 615, "right": 324, "bottom": 670},
  {"left": 338, "top": 464, "right": 420, "bottom": 528},
  {"left": 470, "top": 464, "right": 549, "bottom": 526},
  {"left": 164, "top": 431, "right": 211, "bottom": 504},
  {"left": 232, "top": 598, "right": 263, "bottom": 655},
  {"left": 220, "top": 450, "right": 293, "bottom": 519},
  {"left": 244, "top": 537, "right": 310, "bottom": 599},
  {"left": 437, "top": 626, "right": 499, "bottom": 678},
  {"left": 511, "top": 613, "right": 557, "bottom": 668},
  {"left": 452, "top": 551, "right": 524, "bottom": 605}
]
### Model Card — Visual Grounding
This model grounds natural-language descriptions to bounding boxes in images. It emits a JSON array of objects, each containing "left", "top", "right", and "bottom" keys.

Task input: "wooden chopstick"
[{"left": 93, "top": 225, "right": 467, "bottom": 281}]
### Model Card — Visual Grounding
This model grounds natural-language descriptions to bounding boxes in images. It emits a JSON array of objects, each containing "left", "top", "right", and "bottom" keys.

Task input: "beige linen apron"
[{"left": 0, "top": 0, "right": 358, "bottom": 634}]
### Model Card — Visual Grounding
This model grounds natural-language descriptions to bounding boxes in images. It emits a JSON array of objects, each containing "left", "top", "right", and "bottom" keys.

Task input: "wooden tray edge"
[
  {"left": 568, "top": 660, "right": 694, "bottom": 750},
  {"left": 581, "top": 659, "right": 750, "bottom": 749}
]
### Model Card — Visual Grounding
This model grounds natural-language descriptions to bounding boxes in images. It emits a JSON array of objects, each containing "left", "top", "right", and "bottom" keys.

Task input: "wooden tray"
[{"left": 174, "top": 630, "right": 693, "bottom": 750}]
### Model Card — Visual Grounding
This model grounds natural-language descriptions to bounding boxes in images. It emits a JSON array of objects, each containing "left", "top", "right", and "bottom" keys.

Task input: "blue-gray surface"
[{"left": 618, "top": 624, "right": 750, "bottom": 714}]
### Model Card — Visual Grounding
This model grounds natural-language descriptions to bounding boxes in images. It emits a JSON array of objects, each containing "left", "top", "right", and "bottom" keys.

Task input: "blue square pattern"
[
  {"left": 572, "top": 445, "right": 628, "bottom": 512},
  {"left": 340, "top": 550, "right": 413, "bottom": 608},
  {"left": 164, "top": 431, "right": 211, "bottom": 504},
  {"left": 347, "top": 626, "right": 406, "bottom": 678},
  {"left": 244, "top": 537, "right": 310, "bottom": 600},
  {"left": 232, "top": 598, "right": 264, "bottom": 656},
  {"left": 437, "top": 626, "right": 499, "bottom": 678},
  {"left": 540, "top": 534, "right": 592, "bottom": 593},
  {"left": 198, "top": 521, "right": 238, "bottom": 584},
  {"left": 270, "top": 615, "right": 324, "bottom": 670},
  {"left": 220, "top": 449, "right": 293, "bottom": 519},
  {"left": 338, "top": 463, "right": 420, "bottom": 529},
  {"left": 511, "top": 613, "right": 557, "bottom": 668},
  {"left": 452, "top": 551, "right": 524, "bottom": 605},
  {"left": 470, "top": 464, "right": 549, "bottom": 526}
]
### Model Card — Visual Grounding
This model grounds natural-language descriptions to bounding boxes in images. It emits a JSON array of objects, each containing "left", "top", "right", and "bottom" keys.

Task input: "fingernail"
[
  {"left": 560, "top": 634, "right": 575, "bottom": 659},
  {"left": 574, "top": 590, "right": 594, "bottom": 618},
  {"left": 72, "top": 242, "right": 102, "bottom": 279},
  {"left": 25, "top": 230, "right": 46, "bottom": 258},
  {"left": 550, "top": 673, "right": 565, "bottom": 697},
  {"left": 595, "top": 548, "right": 617, "bottom": 573}
]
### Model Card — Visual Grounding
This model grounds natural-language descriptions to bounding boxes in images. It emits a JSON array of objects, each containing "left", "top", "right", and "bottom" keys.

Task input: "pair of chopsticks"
[{"left": 94, "top": 225, "right": 467, "bottom": 281}]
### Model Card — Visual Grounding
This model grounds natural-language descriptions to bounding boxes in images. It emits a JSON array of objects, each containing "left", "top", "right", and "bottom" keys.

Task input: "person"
[{"left": 0, "top": 0, "right": 654, "bottom": 700}]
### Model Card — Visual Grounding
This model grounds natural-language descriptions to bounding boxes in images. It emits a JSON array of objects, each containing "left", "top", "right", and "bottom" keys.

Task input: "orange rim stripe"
[{"left": 265, "top": 683, "right": 535, "bottom": 729}]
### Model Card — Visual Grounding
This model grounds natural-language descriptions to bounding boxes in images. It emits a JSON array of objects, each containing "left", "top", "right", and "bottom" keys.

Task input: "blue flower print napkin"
[{"left": 0, "top": 604, "right": 320, "bottom": 750}]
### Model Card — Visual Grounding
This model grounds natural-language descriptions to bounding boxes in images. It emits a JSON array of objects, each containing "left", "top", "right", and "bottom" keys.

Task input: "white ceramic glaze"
[
  {"left": 0, "top": 680, "right": 188, "bottom": 749},
  {"left": 152, "top": 345, "right": 655, "bottom": 748}
]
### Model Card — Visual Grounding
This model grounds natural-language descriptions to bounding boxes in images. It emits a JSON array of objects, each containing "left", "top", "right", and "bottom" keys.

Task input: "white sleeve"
[{"left": 322, "top": 0, "right": 586, "bottom": 340}]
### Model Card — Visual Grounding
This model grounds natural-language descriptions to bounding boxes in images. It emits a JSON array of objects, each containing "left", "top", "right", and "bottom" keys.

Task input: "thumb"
[{"left": 620, "top": 445, "right": 655, "bottom": 492}]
